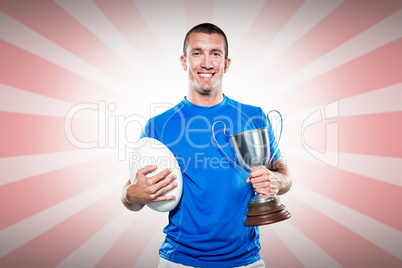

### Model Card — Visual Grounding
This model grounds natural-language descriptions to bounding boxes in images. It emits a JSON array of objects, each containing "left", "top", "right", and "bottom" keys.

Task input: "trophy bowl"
[{"left": 213, "top": 111, "right": 291, "bottom": 227}]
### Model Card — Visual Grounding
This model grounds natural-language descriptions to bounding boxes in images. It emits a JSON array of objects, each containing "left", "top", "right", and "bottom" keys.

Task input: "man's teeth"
[{"left": 199, "top": 73, "right": 213, "bottom": 78}]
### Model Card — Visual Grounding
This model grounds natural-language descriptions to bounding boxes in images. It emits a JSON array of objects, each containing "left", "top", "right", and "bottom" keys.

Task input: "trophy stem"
[{"left": 244, "top": 195, "right": 291, "bottom": 227}]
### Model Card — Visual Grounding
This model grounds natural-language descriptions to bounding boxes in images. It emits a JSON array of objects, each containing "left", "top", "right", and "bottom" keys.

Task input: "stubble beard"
[
  {"left": 190, "top": 81, "right": 221, "bottom": 96},
  {"left": 189, "top": 72, "right": 222, "bottom": 96},
  {"left": 195, "top": 85, "right": 214, "bottom": 95}
]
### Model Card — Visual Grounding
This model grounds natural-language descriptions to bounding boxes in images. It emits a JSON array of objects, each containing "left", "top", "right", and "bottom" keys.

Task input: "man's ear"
[
  {"left": 224, "top": 58, "right": 231, "bottom": 73},
  {"left": 180, "top": 55, "right": 187, "bottom": 71}
]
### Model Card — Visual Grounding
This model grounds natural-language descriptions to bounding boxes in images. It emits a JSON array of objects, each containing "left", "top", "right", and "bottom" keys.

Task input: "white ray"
[
  {"left": 285, "top": 148, "right": 402, "bottom": 187},
  {"left": 132, "top": 0, "right": 186, "bottom": 63},
  {"left": 133, "top": 215, "right": 168, "bottom": 268},
  {"left": 286, "top": 83, "right": 402, "bottom": 123},
  {"left": 214, "top": 0, "right": 266, "bottom": 100},
  {"left": 0, "top": 11, "right": 133, "bottom": 96},
  {"left": 291, "top": 184, "right": 402, "bottom": 260},
  {"left": 128, "top": 0, "right": 187, "bottom": 100},
  {"left": 250, "top": 0, "right": 344, "bottom": 73},
  {"left": 334, "top": 153, "right": 402, "bottom": 187},
  {"left": 0, "top": 176, "right": 123, "bottom": 259},
  {"left": 54, "top": 0, "right": 149, "bottom": 71},
  {"left": 56, "top": 210, "right": 136, "bottom": 268},
  {"left": 270, "top": 221, "right": 342, "bottom": 267},
  {"left": 339, "top": 83, "right": 402, "bottom": 117},
  {"left": 213, "top": 0, "right": 266, "bottom": 53},
  {"left": 270, "top": 8, "right": 402, "bottom": 95},
  {"left": 0, "top": 83, "right": 99, "bottom": 119},
  {"left": 0, "top": 149, "right": 114, "bottom": 186}
]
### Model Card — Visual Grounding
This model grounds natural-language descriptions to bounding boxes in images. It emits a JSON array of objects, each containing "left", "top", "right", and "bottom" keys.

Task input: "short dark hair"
[{"left": 183, "top": 23, "right": 229, "bottom": 59}]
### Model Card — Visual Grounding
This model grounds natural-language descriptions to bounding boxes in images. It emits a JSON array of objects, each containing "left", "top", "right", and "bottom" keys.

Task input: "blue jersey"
[{"left": 142, "top": 95, "right": 281, "bottom": 268}]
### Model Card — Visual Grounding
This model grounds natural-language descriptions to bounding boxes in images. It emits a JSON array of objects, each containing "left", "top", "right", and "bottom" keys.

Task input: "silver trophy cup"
[{"left": 212, "top": 110, "right": 291, "bottom": 226}]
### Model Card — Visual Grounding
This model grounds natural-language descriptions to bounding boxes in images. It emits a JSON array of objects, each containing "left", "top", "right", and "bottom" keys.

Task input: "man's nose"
[{"left": 201, "top": 55, "right": 213, "bottom": 69}]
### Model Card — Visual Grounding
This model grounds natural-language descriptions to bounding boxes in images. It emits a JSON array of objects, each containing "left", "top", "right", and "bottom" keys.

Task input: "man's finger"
[
  {"left": 152, "top": 195, "right": 176, "bottom": 203},
  {"left": 249, "top": 166, "right": 268, "bottom": 178},
  {"left": 155, "top": 177, "right": 177, "bottom": 195},
  {"left": 150, "top": 168, "right": 172, "bottom": 184},
  {"left": 249, "top": 176, "right": 268, "bottom": 184},
  {"left": 138, "top": 165, "right": 158, "bottom": 176},
  {"left": 154, "top": 174, "right": 176, "bottom": 190},
  {"left": 252, "top": 181, "right": 270, "bottom": 189},
  {"left": 254, "top": 187, "right": 270, "bottom": 196}
]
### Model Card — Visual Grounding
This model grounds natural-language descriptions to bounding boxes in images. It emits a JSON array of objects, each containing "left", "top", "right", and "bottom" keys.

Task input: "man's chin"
[
  {"left": 195, "top": 86, "right": 216, "bottom": 95},
  {"left": 198, "top": 89, "right": 212, "bottom": 95}
]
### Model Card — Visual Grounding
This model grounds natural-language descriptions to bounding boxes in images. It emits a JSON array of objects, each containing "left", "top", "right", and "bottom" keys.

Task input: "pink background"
[{"left": 1, "top": 0, "right": 401, "bottom": 267}]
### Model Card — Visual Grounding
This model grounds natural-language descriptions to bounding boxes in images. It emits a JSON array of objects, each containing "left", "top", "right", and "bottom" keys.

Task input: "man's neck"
[{"left": 186, "top": 89, "right": 224, "bottom": 107}]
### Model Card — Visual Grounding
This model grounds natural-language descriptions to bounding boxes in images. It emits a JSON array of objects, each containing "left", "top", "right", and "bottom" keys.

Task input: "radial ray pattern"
[{"left": 1, "top": 0, "right": 401, "bottom": 267}]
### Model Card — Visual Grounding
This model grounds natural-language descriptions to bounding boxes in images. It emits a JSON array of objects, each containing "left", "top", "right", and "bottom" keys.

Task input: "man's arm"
[
  {"left": 121, "top": 165, "right": 177, "bottom": 211},
  {"left": 246, "top": 156, "right": 292, "bottom": 196},
  {"left": 121, "top": 180, "right": 145, "bottom": 211},
  {"left": 268, "top": 156, "right": 292, "bottom": 195}
]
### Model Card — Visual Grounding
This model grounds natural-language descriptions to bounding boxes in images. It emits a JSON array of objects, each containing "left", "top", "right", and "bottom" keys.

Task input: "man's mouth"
[{"left": 198, "top": 73, "right": 214, "bottom": 78}]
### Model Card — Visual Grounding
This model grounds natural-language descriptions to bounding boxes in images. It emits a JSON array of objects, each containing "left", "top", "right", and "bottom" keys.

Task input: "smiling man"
[
  {"left": 181, "top": 30, "right": 230, "bottom": 101},
  {"left": 122, "top": 23, "right": 292, "bottom": 268}
]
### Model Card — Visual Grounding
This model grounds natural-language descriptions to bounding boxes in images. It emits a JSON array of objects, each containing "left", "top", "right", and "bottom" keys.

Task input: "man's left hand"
[{"left": 246, "top": 166, "right": 282, "bottom": 196}]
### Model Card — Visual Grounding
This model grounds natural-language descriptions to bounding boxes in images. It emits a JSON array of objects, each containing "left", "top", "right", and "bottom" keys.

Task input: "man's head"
[
  {"left": 181, "top": 23, "right": 231, "bottom": 97},
  {"left": 183, "top": 23, "right": 229, "bottom": 59}
]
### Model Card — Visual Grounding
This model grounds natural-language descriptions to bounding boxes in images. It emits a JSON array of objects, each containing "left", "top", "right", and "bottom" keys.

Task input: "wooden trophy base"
[{"left": 244, "top": 196, "right": 291, "bottom": 227}]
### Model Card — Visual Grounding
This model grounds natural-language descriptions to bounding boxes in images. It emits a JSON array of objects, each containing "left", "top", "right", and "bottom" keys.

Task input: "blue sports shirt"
[{"left": 142, "top": 95, "right": 281, "bottom": 267}]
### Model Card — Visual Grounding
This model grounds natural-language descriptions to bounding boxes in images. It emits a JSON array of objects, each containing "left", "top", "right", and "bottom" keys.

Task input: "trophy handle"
[
  {"left": 212, "top": 121, "right": 247, "bottom": 172},
  {"left": 266, "top": 110, "right": 283, "bottom": 166}
]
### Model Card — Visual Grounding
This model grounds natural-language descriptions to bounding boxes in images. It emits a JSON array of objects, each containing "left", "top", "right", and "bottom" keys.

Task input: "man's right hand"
[{"left": 121, "top": 165, "right": 177, "bottom": 211}]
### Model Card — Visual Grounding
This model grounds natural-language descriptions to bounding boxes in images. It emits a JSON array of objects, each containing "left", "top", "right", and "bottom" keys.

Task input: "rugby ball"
[{"left": 129, "top": 137, "right": 183, "bottom": 212}]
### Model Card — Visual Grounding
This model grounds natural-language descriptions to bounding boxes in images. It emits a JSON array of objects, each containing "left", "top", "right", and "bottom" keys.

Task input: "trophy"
[{"left": 212, "top": 110, "right": 291, "bottom": 226}]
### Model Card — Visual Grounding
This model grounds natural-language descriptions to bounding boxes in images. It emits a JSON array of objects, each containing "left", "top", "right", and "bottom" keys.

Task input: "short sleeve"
[{"left": 141, "top": 118, "right": 159, "bottom": 140}]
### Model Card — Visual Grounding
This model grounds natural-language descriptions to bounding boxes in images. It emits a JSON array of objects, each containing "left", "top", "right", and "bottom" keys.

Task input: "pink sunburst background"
[{"left": 1, "top": 0, "right": 401, "bottom": 267}]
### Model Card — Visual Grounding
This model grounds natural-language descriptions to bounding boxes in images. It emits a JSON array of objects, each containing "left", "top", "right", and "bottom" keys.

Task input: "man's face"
[{"left": 180, "top": 33, "right": 231, "bottom": 95}]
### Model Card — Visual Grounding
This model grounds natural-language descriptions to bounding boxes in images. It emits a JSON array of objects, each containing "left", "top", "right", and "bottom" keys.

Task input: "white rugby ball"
[{"left": 129, "top": 137, "right": 183, "bottom": 212}]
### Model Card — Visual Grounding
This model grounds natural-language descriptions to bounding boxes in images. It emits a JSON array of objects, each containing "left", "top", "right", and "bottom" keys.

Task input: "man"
[{"left": 121, "top": 23, "right": 292, "bottom": 268}]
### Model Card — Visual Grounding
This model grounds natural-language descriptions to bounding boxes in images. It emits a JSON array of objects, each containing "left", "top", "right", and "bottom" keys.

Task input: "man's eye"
[
  {"left": 192, "top": 52, "right": 201, "bottom": 56},
  {"left": 212, "top": 52, "right": 221, "bottom": 57}
]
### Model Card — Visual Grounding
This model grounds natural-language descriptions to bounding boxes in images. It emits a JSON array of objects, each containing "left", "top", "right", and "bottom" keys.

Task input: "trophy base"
[{"left": 244, "top": 195, "right": 291, "bottom": 227}]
